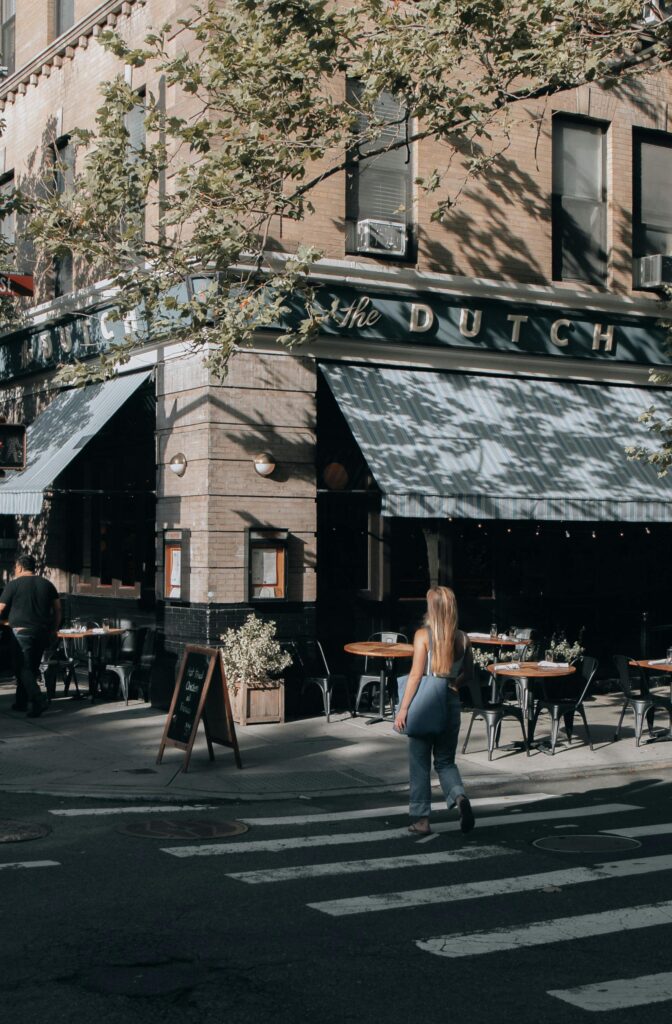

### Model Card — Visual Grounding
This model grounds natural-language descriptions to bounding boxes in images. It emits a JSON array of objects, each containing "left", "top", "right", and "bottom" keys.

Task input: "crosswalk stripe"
[
  {"left": 308, "top": 853, "right": 672, "bottom": 917},
  {"left": 239, "top": 793, "right": 559, "bottom": 827},
  {"left": 227, "top": 843, "right": 515, "bottom": 884},
  {"left": 0, "top": 861, "right": 60, "bottom": 871},
  {"left": 604, "top": 822, "right": 672, "bottom": 838},
  {"left": 162, "top": 803, "right": 639, "bottom": 858},
  {"left": 548, "top": 971, "right": 672, "bottom": 1012},
  {"left": 417, "top": 899, "right": 672, "bottom": 958},
  {"left": 49, "top": 804, "right": 217, "bottom": 817}
]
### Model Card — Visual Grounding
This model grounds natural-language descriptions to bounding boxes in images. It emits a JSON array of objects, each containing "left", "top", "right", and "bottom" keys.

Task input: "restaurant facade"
[{"left": 0, "top": 1, "right": 671, "bottom": 676}]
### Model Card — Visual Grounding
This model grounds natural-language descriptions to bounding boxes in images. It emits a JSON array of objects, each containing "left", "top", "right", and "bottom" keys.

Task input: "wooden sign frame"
[{"left": 157, "top": 645, "right": 242, "bottom": 772}]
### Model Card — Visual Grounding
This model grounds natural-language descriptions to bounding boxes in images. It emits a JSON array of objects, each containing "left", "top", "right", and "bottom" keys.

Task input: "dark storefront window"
[
  {"left": 552, "top": 117, "right": 607, "bottom": 284},
  {"left": 345, "top": 80, "right": 413, "bottom": 258},
  {"left": 1, "top": 0, "right": 15, "bottom": 77},
  {"left": 633, "top": 129, "right": 672, "bottom": 258}
]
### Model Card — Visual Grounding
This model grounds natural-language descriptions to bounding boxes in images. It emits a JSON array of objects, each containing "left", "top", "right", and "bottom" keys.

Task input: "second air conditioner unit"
[{"left": 633, "top": 253, "right": 672, "bottom": 290}]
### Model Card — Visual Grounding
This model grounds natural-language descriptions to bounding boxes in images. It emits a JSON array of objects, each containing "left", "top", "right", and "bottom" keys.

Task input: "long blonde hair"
[{"left": 424, "top": 586, "right": 458, "bottom": 674}]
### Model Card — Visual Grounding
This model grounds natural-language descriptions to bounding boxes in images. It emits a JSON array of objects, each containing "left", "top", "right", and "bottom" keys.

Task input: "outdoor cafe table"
[
  {"left": 344, "top": 641, "right": 414, "bottom": 725},
  {"left": 630, "top": 658, "right": 672, "bottom": 702},
  {"left": 468, "top": 633, "right": 520, "bottom": 648},
  {"left": 57, "top": 627, "right": 124, "bottom": 699},
  {"left": 487, "top": 661, "right": 576, "bottom": 752}
]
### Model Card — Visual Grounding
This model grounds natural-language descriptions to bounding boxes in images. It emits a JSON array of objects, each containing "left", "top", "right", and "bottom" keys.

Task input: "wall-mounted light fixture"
[
  {"left": 168, "top": 453, "right": 188, "bottom": 477},
  {"left": 253, "top": 452, "right": 276, "bottom": 477}
]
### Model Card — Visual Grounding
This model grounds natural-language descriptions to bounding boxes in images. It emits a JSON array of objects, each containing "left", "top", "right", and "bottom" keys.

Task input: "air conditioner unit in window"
[
  {"left": 356, "top": 219, "right": 407, "bottom": 257},
  {"left": 633, "top": 254, "right": 672, "bottom": 290},
  {"left": 643, "top": 1, "right": 670, "bottom": 23}
]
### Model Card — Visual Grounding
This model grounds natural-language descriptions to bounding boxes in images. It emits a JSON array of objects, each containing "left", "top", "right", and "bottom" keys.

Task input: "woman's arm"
[{"left": 393, "top": 629, "right": 427, "bottom": 733}]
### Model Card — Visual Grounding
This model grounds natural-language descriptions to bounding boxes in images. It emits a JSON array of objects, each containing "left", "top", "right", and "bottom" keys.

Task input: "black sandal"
[
  {"left": 408, "top": 823, "right": 431, "bottom": 836},
  {"left": 457, "top": 796, "right": 475, "bottom": 834}
]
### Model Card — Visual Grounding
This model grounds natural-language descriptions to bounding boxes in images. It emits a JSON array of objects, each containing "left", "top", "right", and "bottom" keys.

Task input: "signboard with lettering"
[{"left": 157, "top": 645, "right": 242, "bottom": 772}]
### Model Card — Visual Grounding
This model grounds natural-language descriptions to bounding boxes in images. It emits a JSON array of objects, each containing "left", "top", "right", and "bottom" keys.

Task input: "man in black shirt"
[{"left": 0, "top": 554, "right": 61, "bottom": 716}]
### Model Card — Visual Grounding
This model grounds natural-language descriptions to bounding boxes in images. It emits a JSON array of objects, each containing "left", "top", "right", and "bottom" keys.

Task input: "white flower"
[{"left": 220, "top": 613, "right": 292, "bottom": 693}]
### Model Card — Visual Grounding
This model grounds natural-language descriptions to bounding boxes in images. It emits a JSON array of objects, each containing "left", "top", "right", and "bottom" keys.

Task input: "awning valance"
[
  {"left": 320, "top": 363, "right": 672, "bottom": 522},
  {"left": 0, "top": 370, "right": 152, "bottom": 516}
]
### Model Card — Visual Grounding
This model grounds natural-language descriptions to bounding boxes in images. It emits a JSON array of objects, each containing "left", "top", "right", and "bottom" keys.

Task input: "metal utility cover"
[
  {"left": 533, "top": 834, "right": 641, "bottom": 853},
  {"left": 0, "top": 820, "right": 51, "bottom": 843},
  {"left": 117, "top": 819, "right": 248, "bottom": 839}
]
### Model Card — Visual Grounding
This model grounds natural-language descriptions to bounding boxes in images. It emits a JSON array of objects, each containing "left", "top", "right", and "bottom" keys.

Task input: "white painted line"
[
  {"left": 0, "top": 860, "right": 60, "bottom": 871},
  {"left": 162, "top": 803, "right": 639, "bottom": 858},
  {"left": 239, "top": 793, "right": 559, "bottom": 827},
  {"left": 49, "top": 805, "right": 217, "bottom": 818},
  {"left": 226, "top": 843, "right": 515, "bottom": 884},
  {"left": 548, "top": 971, "right": 672, "bottom": 1012},
  {"left": 417, "top": 832, "right": 439, "bottom": 844},
  {"left": 308, "top": 853, "right": 672, "bottom": 917},
  {"left": 417, "top": 899, "right": 672, "bottom": 959},
  {"left": 605, "top": 822, "right": 672, "bottom": 838}
]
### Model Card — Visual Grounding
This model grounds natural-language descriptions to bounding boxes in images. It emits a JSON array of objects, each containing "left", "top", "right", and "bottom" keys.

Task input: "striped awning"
[
  {"left": 320, "top": 363, "right": 672, "bottom": 522},
  {"left": 0, "top": 370, "right": 152, "bottom": 516}
]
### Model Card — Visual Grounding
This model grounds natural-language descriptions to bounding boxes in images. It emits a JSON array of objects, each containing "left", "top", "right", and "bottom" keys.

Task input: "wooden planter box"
[{"left": 231, "top": 679, "right": 285, "bottom": 726}]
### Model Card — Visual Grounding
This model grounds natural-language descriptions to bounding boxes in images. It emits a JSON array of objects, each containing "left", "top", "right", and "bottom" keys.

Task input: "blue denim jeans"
[{"left": 408, "top": 692, "right": 465, "bottom": 819}]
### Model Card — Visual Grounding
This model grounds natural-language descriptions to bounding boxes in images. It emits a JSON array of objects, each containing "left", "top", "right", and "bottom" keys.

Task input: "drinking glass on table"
[
  {"left": 545, "top": 649, "right": 554, "bottom": 663},
  {"left": 489, "top": 623, "right": 498, "bottom": 638},
  {"left": 667, "top": 647, "right": 672, "bottom": 664},
  {"left": 102, "top": 618, "right": 111, "bottom": 630}
]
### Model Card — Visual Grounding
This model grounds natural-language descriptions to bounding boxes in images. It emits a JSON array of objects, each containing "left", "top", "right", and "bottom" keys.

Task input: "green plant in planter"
[{"left": 220, "top": 613, "right": 292, "bottom": 695}]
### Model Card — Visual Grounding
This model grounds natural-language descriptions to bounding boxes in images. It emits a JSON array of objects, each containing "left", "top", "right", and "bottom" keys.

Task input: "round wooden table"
[
  {"left": 344, "top": 641, "right": 414, "bottom": 724},
  {"left": 487, "top": 661, "right": 576, "bottom": 751},
  {"left": 631, "top": 658, "right": 672, "bottom": 702},
  {"left": 468, "top": 634, "right": 520, "bottom": 647}
]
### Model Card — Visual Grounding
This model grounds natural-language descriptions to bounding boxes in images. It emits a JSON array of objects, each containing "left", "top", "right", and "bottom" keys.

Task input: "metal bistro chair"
[
  {"left": 299, "top": 640, "right": 353, "bottom": 722},
  {"left": 127, "top": 627, "right": 157, "bottom": 703},
  {"left": 103, "top": 624, "right": 145, "bottom": 704},
  {"left": 528, "top": 655, "right": 598, "bottom": 755},
  {"left": 461, "top": 667, "right": 528, "bottom": 761},
  {"left": 354, "top": 632, "right": 409, "bottom": 716},
  {"left": 613, "top": 654, "right": 672, "bottom": 746}
]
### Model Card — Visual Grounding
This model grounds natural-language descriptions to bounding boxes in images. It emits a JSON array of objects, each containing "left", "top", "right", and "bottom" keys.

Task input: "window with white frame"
[
  {"left": 552, "top": 116, "right": 608, "bottom": 285},
  {"left": 53, "top": 138, "right": 74, "bottom": 296}
]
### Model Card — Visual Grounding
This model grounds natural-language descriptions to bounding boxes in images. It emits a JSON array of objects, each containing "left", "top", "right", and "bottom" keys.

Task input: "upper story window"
[
  {"left": 53, "top": 137, "right": 74, "bottom": 296},
  {"left": 0, "top": 170, "right": 15, "bottom": 245},
  {"left": 633, "top": 130, "right": 672, "bottom": 258},
  {"left": 552, "top": 116, "right": 608, "bottom": 285},
  {"left": 345, "top": 81, "right": 413, "bottom": 260},
  {"left": 1, "top": 0, "right": 15, "bottom": 77},
  {"left": 55, "top": 0, "right": 75, "bottom": 38}
]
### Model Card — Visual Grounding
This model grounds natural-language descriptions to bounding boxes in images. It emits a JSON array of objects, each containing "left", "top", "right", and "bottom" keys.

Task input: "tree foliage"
[{"left": 2, "top": 0, "right": 671, "bottom": 387}]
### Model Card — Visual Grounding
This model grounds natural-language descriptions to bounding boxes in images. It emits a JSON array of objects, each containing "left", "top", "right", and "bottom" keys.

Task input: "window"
[
  {"left": 123, "top": 91, "right": 146, "bottom": 243},
  {"left": 1, "top": 0, "right": 15, "bottom": 76},
  {"left": 53, "top": 138, "right": 74, "bottom": 296},
  {"left": 55, "top": 0, "right": 75, "bottom": 37},
  {"left": 552, "top": 117, "right": 608, "bottom": 284},
  {"left": 633, "top": 130, "right": 672, "bottom": 258},
  {"left": 0, "top": 170, "right": 15, "bottom": 246},
  {"left": 345, "top": 80, "right": 412, "bottom": 257}
]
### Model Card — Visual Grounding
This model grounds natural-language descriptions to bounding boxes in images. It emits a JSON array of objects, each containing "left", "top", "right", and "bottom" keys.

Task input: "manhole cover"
[
  {"left": 117, "top": 819, "right": 248, "bottom": 839},
  {"left": 533, "top": 834, "right": 642, "bottom": 853},
  {"left": 0, "top": 820, "right": 51, "bottom": 843}
]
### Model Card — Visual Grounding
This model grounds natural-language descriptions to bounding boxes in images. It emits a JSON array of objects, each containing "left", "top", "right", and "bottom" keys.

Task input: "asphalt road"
[{"left": 2, "top": 771, "right": 672, "bottom": 1024}]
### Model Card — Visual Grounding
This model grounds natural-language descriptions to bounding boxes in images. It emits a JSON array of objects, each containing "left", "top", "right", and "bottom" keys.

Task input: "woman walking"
[{"left": 394, "top": 586, "right": 475, "bottom": 835}]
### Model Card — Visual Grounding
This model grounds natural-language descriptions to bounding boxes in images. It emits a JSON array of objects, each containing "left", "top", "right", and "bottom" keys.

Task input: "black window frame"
[
  {"left": 551, "top": 114, "right": 609, "bottom": 286},
  {"left": 345, "top": 79, "right": 415, "bottom": 262},
  {"left": 632, "top": 127, "right": 672, "bottom": 263}
]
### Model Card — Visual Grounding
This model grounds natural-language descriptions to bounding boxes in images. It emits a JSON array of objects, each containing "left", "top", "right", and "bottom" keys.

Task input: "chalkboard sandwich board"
[{"left": 157, "top": 645, "right": 242, "bottom": 772}]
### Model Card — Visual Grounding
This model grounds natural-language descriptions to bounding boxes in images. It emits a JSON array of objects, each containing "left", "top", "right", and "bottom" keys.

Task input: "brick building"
[{"left": 0, "top": 1, "right": 671, "bottom": 679}]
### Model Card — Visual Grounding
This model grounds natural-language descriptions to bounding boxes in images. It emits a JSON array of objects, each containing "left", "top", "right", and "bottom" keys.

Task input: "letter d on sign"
[{"left": 409, "top": 304, "right": 434, "bottom": 333}]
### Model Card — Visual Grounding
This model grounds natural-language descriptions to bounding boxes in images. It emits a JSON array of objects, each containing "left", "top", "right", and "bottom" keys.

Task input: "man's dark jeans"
[{"left": 11, "top": 628, "right": 49, "bottom": 706}]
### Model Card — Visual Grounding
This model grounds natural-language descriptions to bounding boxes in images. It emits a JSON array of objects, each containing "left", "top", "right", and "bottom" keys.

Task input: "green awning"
[
  {"left": 320, "top": 363, "right": 672, "bottom": 521},
  {"left": 0, "top": 370, "right": 152, "bottom": 516}
]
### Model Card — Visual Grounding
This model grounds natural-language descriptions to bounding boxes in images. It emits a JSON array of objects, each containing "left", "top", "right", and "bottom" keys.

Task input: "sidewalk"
[{"left": 1, "top": 678, "right": 671, "bottom": 803}]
